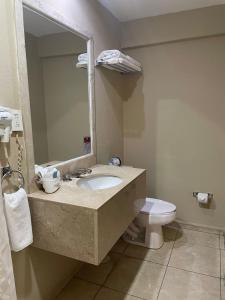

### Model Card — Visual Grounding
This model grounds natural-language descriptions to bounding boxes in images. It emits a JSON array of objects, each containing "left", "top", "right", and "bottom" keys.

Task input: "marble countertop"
[{"left": 29, "top": 165, "right": 146, "bottom": 210}]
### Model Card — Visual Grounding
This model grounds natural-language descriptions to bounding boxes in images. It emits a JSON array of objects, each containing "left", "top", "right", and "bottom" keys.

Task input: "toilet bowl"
[
  {"left": 123, "top": 198, "right": 176, "bottom": 249},
  {"left": 137, "top": 198, "right": 176, "bottom": 249}
]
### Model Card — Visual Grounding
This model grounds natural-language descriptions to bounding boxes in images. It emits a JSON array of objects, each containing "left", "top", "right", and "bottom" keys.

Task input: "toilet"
[{"left": 124, "top": 198, "right": 176, "bottom": 249}]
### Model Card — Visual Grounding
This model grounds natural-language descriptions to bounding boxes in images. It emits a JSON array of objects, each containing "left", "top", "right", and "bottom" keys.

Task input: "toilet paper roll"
[{"left": 197, "top": 193, "right": 208, "bottom": 204}]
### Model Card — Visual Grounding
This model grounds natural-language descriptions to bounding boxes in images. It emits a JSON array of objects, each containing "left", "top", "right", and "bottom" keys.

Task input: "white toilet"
[{"left": 124, "top": 198, "right": 176, "bottom": 249}]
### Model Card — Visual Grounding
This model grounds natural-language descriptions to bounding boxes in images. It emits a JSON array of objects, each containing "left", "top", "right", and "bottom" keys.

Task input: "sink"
[{"left": 77, "top": 175, "right": 123, "bottom": 190}]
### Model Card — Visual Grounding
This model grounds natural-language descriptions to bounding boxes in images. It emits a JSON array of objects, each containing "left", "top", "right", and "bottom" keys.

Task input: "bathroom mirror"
[{"left": 21, "top": 5, "right": 94, "bottom": 166}]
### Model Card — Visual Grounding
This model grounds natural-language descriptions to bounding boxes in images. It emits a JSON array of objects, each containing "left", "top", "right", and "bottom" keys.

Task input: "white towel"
[
  {"left": 0, "top": 190, "right": 17, "bottom": 300},
  {"left": 105, "top": 57, "right": 142, "bottom": 72},
  {"left": 76, "top": 61, "right": 87, "bottom": 69},
  {"left": 4, "top": 188, "right": 33, "bottom": 252},
  {"left": 97, "top": 50, "right": 141, "bottom": 67},
  {"left": 78, "top": 53, "right": 88, "bottom": 62}
]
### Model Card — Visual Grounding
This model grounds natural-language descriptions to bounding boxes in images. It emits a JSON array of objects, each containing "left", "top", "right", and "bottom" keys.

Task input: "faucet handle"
[
  {"left": 62, "top": 174, "right": 72, "bottom": 181},
  {"left": 76, "top": 168, "right": 92, "bottom": 174},
  {"left": 86, "top": 168, "right": 92, "bottom": 174},
  {"left": 72, "top": 168, "right": 92, "bottom": 178}
]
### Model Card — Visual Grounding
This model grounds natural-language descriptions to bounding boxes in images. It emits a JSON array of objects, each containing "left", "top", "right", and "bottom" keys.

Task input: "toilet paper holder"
[{"left": 193, "top": 192, "right": 213, "bottom": 199}]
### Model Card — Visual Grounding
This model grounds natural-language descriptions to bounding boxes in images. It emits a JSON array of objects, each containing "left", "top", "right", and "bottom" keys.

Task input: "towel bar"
[{"left": 1, "top": 167, "right": 25, "bottom": 191}]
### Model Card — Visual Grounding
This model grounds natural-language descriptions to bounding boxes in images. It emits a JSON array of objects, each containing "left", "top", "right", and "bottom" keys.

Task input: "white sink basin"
[{"left": 77, "top": 175, "right": 122, "bottom": 190}]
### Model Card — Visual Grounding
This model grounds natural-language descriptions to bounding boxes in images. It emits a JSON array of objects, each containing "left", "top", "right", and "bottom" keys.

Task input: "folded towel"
[
  {"left": 0, "top": 196, "right": 17, "bottom": 300},
  {"left": 76, "top": 61, "right": 87, "bottom": 69},
  {"left": 106, "top": 57, "right": 142, "bottom": 72},
  {"left": 78, "top": 53, "right": 88, "bottom": 62},
  {"left": 97, "top": 50, "right": 141, "bottom": 67},
  {"left": 4, "top": 188, "right": 33, "bottom": 252}
]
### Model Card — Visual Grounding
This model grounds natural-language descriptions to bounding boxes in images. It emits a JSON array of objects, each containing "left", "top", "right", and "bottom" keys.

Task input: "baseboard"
[{"left": 175, "top": 218, "right": 225, "bottom": 233}]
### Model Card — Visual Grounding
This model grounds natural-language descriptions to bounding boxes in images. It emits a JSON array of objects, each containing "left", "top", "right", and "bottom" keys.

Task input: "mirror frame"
[{"left": 15, "top": 0, "right": 96, "bottom": 191}]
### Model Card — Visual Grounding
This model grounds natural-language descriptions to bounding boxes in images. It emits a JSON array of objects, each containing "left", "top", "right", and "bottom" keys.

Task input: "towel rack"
[
  {"left": 1, "top": 167, "right": 25, "bottom": 190},
  {"left": 96, "top": 50, "right": 142, "bottom": 73},
  {"left": 97, "top": 58, "right": 142, "bottom": 73}
]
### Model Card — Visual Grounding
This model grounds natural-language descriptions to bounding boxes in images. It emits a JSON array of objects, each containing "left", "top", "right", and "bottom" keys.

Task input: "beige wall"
[
  {"left": 123, "top": 35, "right": 225, "bottom": 229},
  {"left": 25, "top": 32, "right": 89, "bottom": 164},
  {"left": 12, "top": 247, "right": 81, "bottom": 300},
  {"left": 122, "top": 5, "right": 225, "bottom": 49},
  {"left": 25, "top": 33, "right": 49, "bottom": 164},
  {"left": 46, "top": 0, "right": 123, "bottom": 164},
  {"left": 0, "top": 0, "right": 122, "bottom": 299},
  {"left": 42, "top": 54, "right": 89, "bottom": 161},
  {"left": 38, "top": 32, "right": 86, "bottom": 57}
]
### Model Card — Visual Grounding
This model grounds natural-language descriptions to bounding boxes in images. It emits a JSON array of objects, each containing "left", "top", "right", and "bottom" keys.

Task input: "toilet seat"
[{"left": 141, "top": 198, "right": 176, "bottom": 215}]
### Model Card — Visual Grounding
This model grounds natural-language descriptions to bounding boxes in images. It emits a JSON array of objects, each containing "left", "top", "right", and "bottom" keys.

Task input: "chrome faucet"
[
  {"left": 72, "top": 168, "right": 92, "bottom": 178},
  {"left": 63, "top": 168, "right": 92, "bottom": 181}
]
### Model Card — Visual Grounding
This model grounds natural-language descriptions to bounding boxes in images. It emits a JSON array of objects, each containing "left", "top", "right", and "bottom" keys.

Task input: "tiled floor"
[{"left": 55, "top": 224, "right": 225, "bottom": 300}]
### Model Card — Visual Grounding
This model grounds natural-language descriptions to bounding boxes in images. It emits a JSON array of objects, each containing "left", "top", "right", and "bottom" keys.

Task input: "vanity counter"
[
  {"left": 29, "top": 165, "right": 145, "bottom": 210},
  {"left": 28, "top": 165, "right": 146, "bottom": 265}
]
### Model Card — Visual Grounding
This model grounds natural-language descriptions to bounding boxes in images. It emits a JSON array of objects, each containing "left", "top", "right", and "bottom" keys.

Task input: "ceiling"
[
  {"left": 98, "top": 0, "right": 225, "bottom": 22},
  {"left": 23, "top": 7, "right": 66, "bottom": 37}
]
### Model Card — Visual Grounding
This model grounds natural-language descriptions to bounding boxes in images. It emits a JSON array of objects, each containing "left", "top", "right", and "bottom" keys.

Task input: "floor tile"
[
  {"left": 175, "top": 229, "right": 220, "bottom": 248},
  {"left": 158, "top": 267, "right": 220, "bottom": 300},
  {"left": 111, "top": 239, "right": 128, "bottom": 254},
  {"left": 95, "top": 287, "right": 140, "bottom": 300},
  {"left": 169, "top": 243, "right": 220, "bottom": 277},
  {"left": 177, "top": 222, "right": 221, "bottom": 235},
  {"left": 55, "top": 278, "right": 99, "bottom": 300},
  {"left": 76, "top": 253, "right": 121, "bottom": 285},
  {"left": 105, "top": 256, "right": 166, "bottom": 299},
  {"left": 125, "top": 241, "right": 173, "bottom": 266},
  {"left": 163, "top": 226, "right": 178, "bottom": 242}
]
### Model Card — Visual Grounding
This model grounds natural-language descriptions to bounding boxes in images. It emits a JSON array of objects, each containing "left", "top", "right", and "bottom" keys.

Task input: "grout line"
[
  {"left": 73, "top": 276, "right": 102, "bottom": 287},
  {"left": 54, "top": 262, "right": 85, "bottom": 299},
  {"left": 92, "top": 285, "right": 102, "bottom": 300},
  {"left": 123, "top": 251, "right": 174, "bottom": 268},
  {"left": 99, "top": 245, "right": 148, "bottom": 300},
  {"left": 168, "top": 228, "right": 221, "bottom": 250},
  {"left": 168, "top": 265, "right": 221, "bottom": 279},
  {"left": 156, "top": 229, "right": 177, "bottom": 299},
  {"left": 99, "top": 286, "right": 147, "bottom": 300},
  {"left": 76, "top": 239, "right": 130, "bottom": 299},
  {"left": 156, "top": 263, "right": 167, "bottom": 299},
  {"left": 101, "top": 248, "right": 126, "bottom": 287},
  {"left": 61, "top": 227, "right": 223, "bottom": 299},
  {"left": 174, "top": 222, "right": 223, "bottom": 236},
  {"left": 180, "top": 228, "right": 221, "bottom": 237},
  {"left": 167, "top": 231, "right": 177, "bottom": 267},
  {"left": 124, "top": 252, "right": 170, "bottom": 267}
]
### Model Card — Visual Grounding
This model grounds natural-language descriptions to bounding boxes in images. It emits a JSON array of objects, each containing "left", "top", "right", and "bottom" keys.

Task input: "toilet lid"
[{"left": 141, "top": 198, "right": 176, "bottom": 215}]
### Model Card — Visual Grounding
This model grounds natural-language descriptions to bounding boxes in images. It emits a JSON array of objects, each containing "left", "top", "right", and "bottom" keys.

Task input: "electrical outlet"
[{"left": 11, "top": 109, "right": 23, "bottom": 132}]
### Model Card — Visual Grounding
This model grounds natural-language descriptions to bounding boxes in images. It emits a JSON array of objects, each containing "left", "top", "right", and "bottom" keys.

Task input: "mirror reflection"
[{"left": 23, "top": 7, "right": 91, "bottom": 165}]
